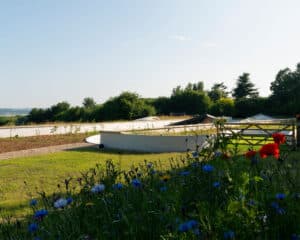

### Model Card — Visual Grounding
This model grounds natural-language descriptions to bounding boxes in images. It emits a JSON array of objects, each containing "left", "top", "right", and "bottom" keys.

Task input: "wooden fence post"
[{"left": 296, "top": 114, "right": 300, "bottom": 148}]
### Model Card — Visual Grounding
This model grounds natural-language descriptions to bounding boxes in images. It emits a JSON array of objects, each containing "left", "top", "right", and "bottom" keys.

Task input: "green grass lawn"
[{"left": 0, "top": 147, "right": 185, "bottom": 219}]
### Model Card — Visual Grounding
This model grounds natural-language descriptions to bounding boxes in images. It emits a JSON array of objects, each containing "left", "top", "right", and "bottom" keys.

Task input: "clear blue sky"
[{"left": 1, "top": 0, "right": 299, "bottom": 108}]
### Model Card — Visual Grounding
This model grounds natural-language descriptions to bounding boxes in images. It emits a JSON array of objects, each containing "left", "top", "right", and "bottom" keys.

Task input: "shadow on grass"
[{"left": 66, "top": 146, "right": 184, "bottom": 155}]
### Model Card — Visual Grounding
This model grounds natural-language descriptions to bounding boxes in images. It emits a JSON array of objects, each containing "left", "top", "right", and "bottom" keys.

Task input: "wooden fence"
[{"left": 217, "top": 118, "right": 297, "bottom": 149}]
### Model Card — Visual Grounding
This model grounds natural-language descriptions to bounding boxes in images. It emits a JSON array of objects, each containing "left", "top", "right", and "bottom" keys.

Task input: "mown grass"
[
  {"left": 1, "top": 143, "right": 300, "bottom": 239},
  {"left": 0, "top": 148, "right": 185, "bottom": 219}
]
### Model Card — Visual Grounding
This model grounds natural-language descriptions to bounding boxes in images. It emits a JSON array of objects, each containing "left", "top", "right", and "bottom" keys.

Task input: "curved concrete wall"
[
  {"left": 0, "top": 119, "right": 182, "bottom": 138},
  {"left": 100, "top": 131, "right": 209, "bottom": 152}
]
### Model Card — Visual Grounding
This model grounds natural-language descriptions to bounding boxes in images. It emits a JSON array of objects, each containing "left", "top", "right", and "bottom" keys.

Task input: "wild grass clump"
[{"left": 1, "top": 134, "right": 299, "bottom": 239}]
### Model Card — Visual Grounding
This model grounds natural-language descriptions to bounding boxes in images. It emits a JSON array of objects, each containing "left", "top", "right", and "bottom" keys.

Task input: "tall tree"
[
  {"left": 208, "top": 82, "right": 229, "bottom": 102},
  {"left": 269, "top": 63, "right": 300, "bottom": 115},
  {"left": 82, "top": 97, "right": 96, "bottom": 108},
  {"left": 232, "top": 73, "right": 259, "bottom": 99}
]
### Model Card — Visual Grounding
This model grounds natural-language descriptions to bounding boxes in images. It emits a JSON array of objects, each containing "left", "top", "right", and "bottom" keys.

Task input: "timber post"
[{"left": 296, "top": 114, "right": 300, "bottom": 148}]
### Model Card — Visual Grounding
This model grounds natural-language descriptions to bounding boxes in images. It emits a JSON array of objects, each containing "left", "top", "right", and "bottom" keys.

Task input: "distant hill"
[{"left": 0, "top": 108, "right": 31, "bottom": 116}]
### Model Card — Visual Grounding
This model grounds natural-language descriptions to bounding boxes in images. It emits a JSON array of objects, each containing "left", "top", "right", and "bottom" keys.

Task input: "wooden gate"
[{"left": 217, "top": 118, "right": 297, "bottom": 149}]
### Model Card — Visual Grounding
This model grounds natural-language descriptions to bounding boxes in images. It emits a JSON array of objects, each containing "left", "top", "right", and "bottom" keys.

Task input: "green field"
[{"left": 0, "top": 147, "right": 185, "bottom": 219}]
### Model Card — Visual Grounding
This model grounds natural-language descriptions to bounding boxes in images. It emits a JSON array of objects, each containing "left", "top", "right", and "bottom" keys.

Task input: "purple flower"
[
  {"left": 131, "top": 178, "right": 141, "bottom": 188},
  {"left": 34, "top": 209, "right": 48, "bottom": 220},
  {"left": 224, "top": 230, "right": 235, "bottom": 239},
  {"left": 28, "top": 223, "right": 38, "bottom": 233},
  {"left": 29, "top": 199, "right": 38, "bottom": 206},
  {"left": 202, "top": 164, "right": 214, "bottom": 173},
  {"left": 275, "top": 193, "right": 286, "bottom": 200}
]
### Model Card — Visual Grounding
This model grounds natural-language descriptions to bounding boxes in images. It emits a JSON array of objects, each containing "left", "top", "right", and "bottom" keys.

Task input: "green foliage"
[
  {"left": 208, "top": 82, "right": 229, "bottom": 102},
  {"left": 232, "top": 73, "right": 259, "bottom": 100},
  {"left": 269, "top": 63, "right": 300, "bottom": 115},
  {"left": 234, "top": 97, "right": 268, "bottom": 117},
  {"left": 152, "top": 97, "right": 171, "bottom": 115},
  {"left": 169, "top": 82, "right": 211, "bottom": 115},
  {"left": 99, "top": 92, "right": 156, "bottom": 120},
  {"left": 82, "top": 97, "right": 96, "bottom": 109},
  {"left": 209, "top": 98, "right": 234, "bottom": 116},
  {"left": 1, "top": 140, "right": 300, "bottom": 239}
]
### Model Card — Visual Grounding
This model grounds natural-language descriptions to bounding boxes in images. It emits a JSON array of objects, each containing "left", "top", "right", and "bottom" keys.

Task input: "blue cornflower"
[
  {"left": 54, "top": 198, "right": 68, "bottom": 209},
  {"left": 178, "top": 222, "right": 189, "bottom": 232},
  {"left": 180, "top": 171, "right": 190, "bottom": 176},
  {"left": 66, "top": 197, "right": 73, "bottom": 205},
  {"left": 275, "top": 193, "right": 286, "bottom": 200},
  {"left": 29, "top": 199, "right": 38, "bottom": 207},
  {"left": 276, "top": 207, "right": 286, "bottom": 215},
  {"left": 113, "top": 183, "right": 123, "bottom": 190},
  {"left": 178, "top": 219, "right": 199, "bottom": 233},
  {"left": 150, "top": 169, "right": 157, "bottom": 175},
  {"left": 291, "top": 234, "right": 300, "bottom": 240},
  {"left": 214, "top": 151, "right": 222, "bottom": 157},
  {"left": 131, "top": 178, "right": 142, "bottom": 188},
  {"left": 191, "top": 162, "right": 201, "bottom": 168},
  {"left": 34, "top": 209, "right": 48, "bottom": 219},
  {"left": 271, "top": 201, "right": 279, "bottom": 209},
  {"left": 160, "top": 186, "right": 167, "bottom": 192},
  {"left": 202, "top": 164, "right": 214, "bottom": 173},
  {"left": 213, "top": 181, "right": 221, "bottom": 188},
  {"left": 224, "top": 230, "right": 235, "bottom": 239},
  {"left": 192, "top": 151, "right": 199, "bottom": 158},
  {"left": 248, "top": 199, "right": 256, "bottom": 206},
  {"left": 147, "top": 162, "right": 153, "bottom": 168},
  {"left": 91, "top": 184, "right": 105, "bottom": 193},
  {"left": 28, "top": 223, "right": 38, "bottom": 233},
  {"left": 186, "top": 220, "right": 198, "bottom": 229}
]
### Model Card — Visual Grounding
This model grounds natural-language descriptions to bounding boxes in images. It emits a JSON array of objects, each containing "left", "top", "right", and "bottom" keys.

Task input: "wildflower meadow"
[{"left": 0, "top": 132, "right": 299, "bottom": 239}]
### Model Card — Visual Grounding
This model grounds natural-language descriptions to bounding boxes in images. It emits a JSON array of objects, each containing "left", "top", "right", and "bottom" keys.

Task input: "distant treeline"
[{"left": 2, "top": 63, "right": 300, "bottom": 126}]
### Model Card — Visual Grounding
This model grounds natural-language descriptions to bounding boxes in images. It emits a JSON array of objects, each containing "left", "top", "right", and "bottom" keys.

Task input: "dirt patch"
[{"left": 0, "top": 133, "right": 92, "bottom": 154}]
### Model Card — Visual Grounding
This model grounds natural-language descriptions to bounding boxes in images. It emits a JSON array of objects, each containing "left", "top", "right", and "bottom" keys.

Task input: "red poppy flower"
[
  {"left": 259, "top": 143, "right": 280, "bottom": 159},
  {"left": 272, "top": 133, "right": 286, "bottom": 145},
  {"left": 245, "top": 150, "right": 257, "bottom": 159}
]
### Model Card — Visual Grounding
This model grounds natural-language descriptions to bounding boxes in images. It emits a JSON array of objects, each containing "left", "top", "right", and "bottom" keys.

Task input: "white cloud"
[{"left": 169, "top": 35, "right": 191, "bottom": 41}]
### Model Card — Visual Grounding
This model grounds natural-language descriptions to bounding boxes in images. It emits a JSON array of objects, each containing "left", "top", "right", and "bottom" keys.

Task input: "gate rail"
[{"left": 217, "top": 119, "right": 297, "bottom": 149}]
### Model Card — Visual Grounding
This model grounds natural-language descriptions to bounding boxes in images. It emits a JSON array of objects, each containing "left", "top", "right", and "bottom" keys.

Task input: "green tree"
[
  {"left": 232, "top": 73, "right": 259, "bottom": 99},
  {"left": 82, "top": 97, "right": 96, "bottom": 109},
  {"left": 208, "top": 82, "right": 229, "bottom": 102},
  {"left": 209, "top": 98, "right": 234, "bottom": 116},
  {"left": 234, "top": 97, "right": 268, "bottom": 117},
  {"left": 99, "top": 92, "right": 156, "bottom": 121},
  {"left": 269, "top": 63, "right": 300, "bottom": 115}
]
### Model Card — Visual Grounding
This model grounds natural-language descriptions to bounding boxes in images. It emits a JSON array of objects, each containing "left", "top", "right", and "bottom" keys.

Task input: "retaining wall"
[
  {"left": 0, "top": 120, "right": 182, "bottom": 138},
  {"left": 100, "top": 131, "right": 209, "bottom": 152}
]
